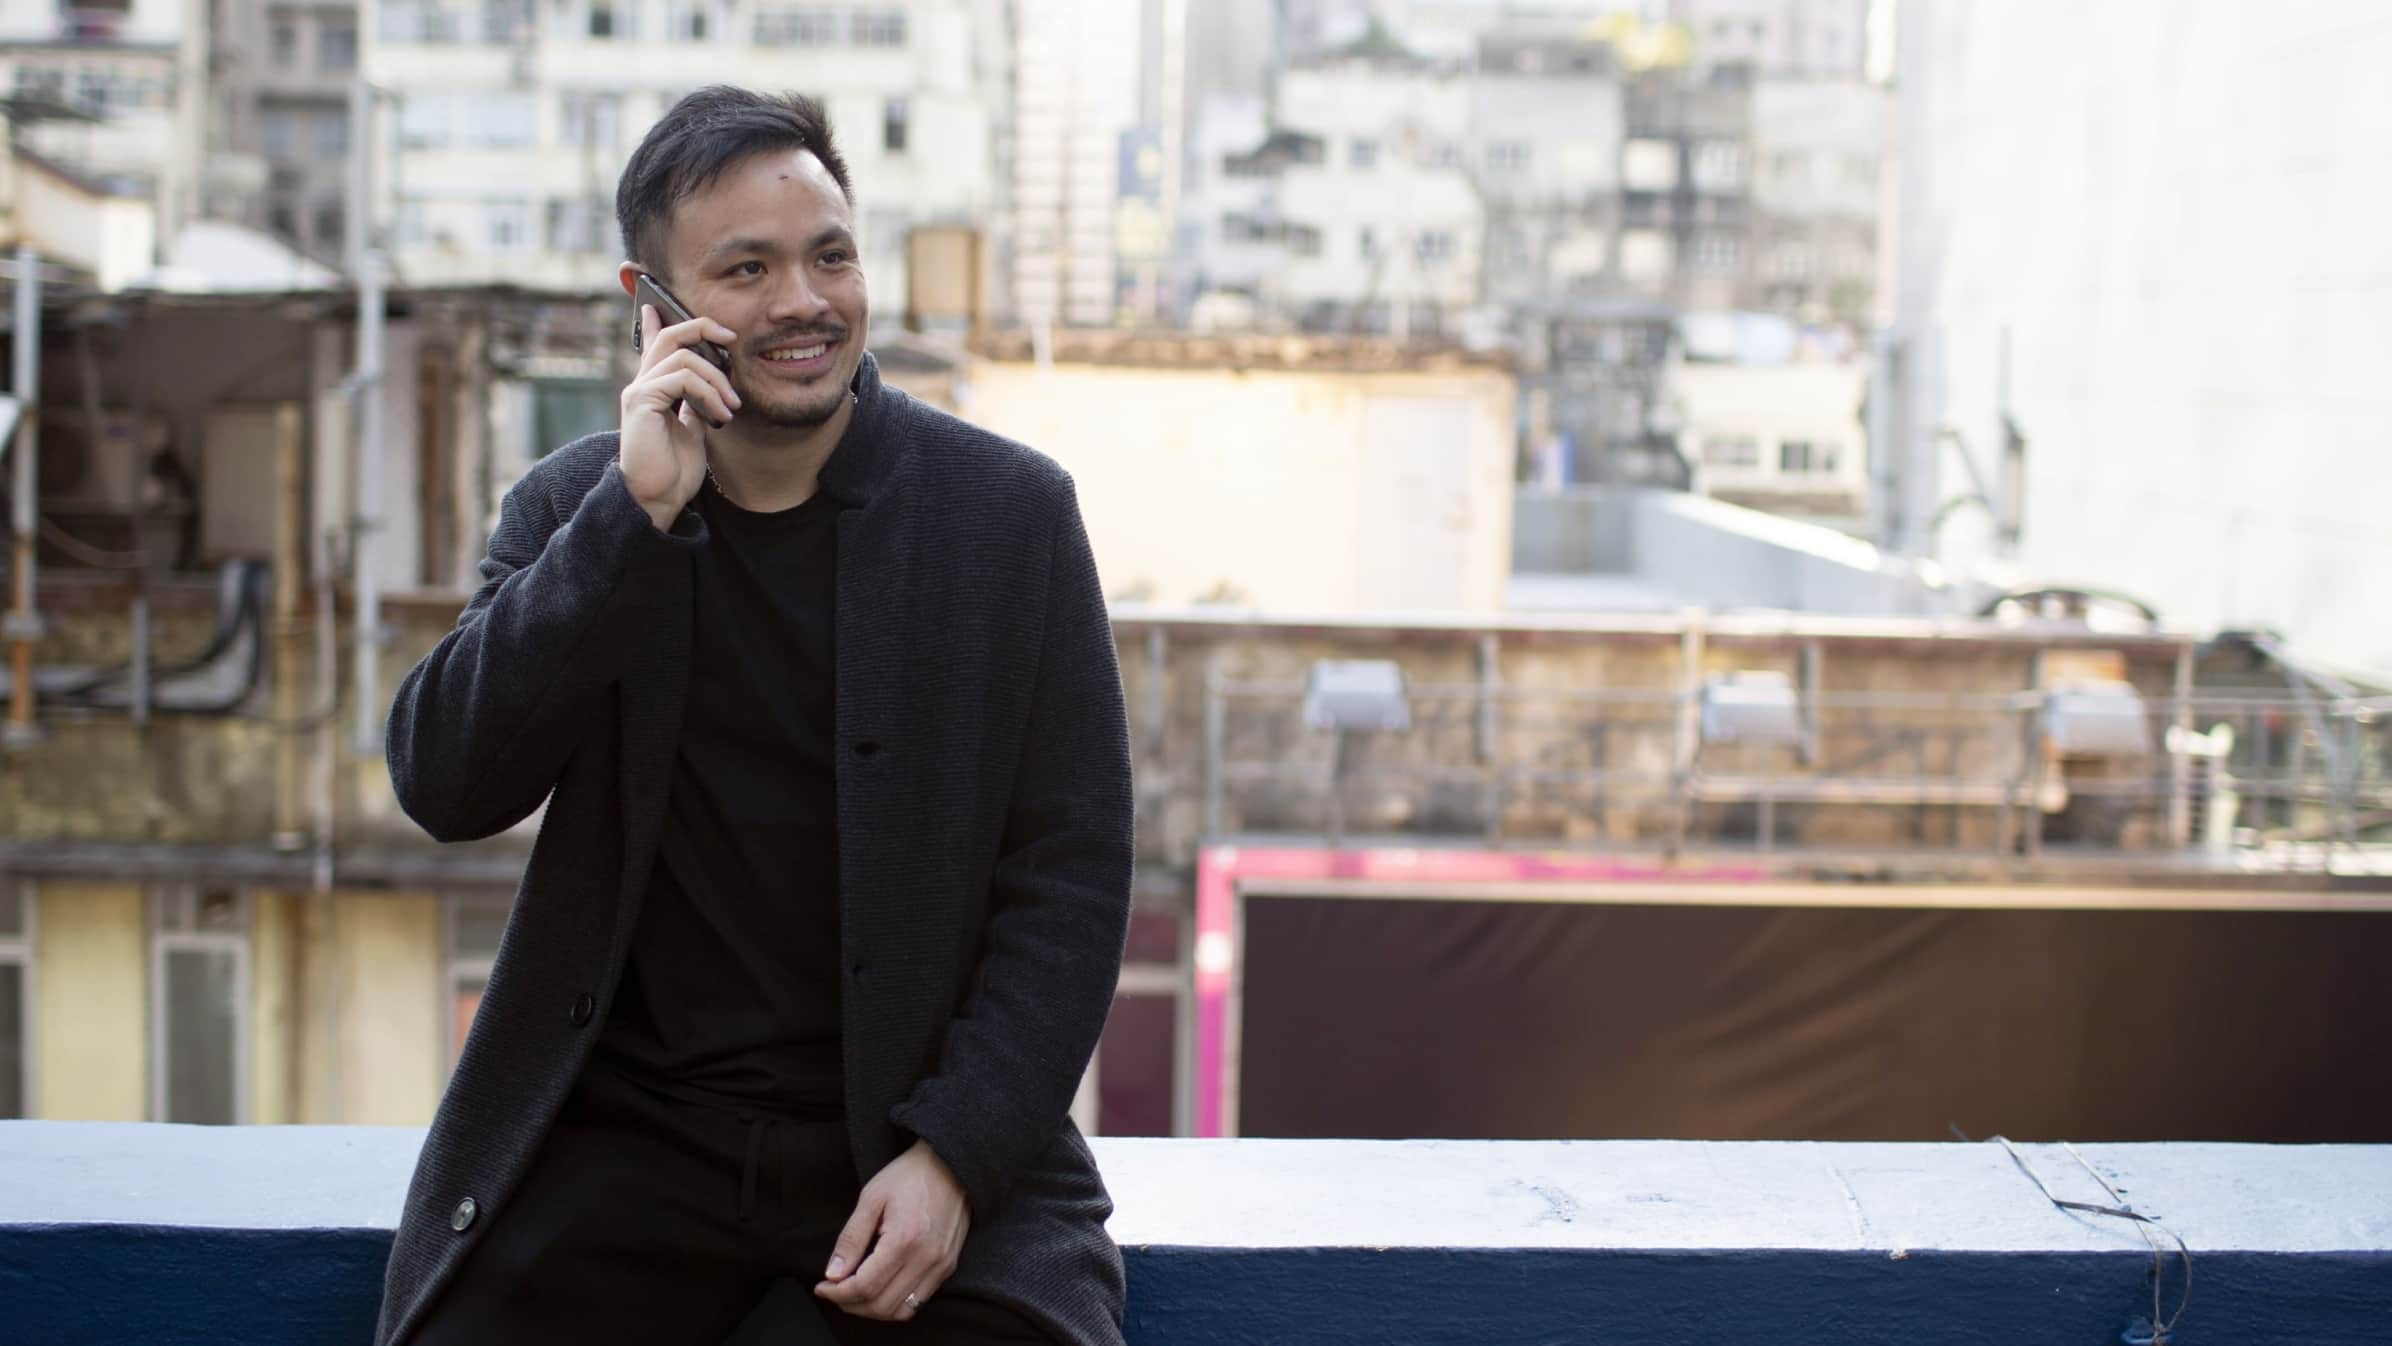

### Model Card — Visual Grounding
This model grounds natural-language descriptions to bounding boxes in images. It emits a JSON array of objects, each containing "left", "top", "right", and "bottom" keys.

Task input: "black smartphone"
[{"left": 632, "top": 271, "right": 733, "bottom": 371}]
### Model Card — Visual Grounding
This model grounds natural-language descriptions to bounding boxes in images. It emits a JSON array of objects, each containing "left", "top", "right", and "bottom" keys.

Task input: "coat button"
[
  {"left": 848, "top": 960, "right": 867, "bottom": 983},
  {"left": 569, "top": 993, "right": 595, "bottom": 1026},
  {"left": 451, "top": 1197, "right": 479, "bottom": 1232},
  {"left": 852, "top": 740, "right": 881, "bottom": 757}
]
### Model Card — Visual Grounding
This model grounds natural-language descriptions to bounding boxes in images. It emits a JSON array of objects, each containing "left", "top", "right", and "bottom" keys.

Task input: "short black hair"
[{"left": 615, "top": 86, "right": 854, "bottom": 275}]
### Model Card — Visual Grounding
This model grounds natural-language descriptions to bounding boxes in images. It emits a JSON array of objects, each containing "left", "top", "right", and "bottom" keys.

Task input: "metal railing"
[{"left": 1201, "top": 673, "right": 2392, "bottom": 870}]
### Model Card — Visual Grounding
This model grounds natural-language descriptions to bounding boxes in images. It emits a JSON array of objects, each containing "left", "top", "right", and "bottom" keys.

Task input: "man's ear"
[{"left": 617, "top": 260, "right": 643, "bottom": 298}]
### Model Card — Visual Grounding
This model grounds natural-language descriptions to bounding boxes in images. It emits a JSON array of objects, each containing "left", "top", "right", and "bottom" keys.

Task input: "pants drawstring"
[{"left": 736, "top": 1114, "right": 778, "bottom": 1223}]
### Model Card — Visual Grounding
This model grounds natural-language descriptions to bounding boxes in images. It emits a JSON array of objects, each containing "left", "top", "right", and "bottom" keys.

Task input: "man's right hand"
[{"left": 620, "top": 303, "right": 742, "bottom": 531}]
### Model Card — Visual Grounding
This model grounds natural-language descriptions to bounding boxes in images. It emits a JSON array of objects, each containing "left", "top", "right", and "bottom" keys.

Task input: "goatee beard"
[{"left": 754, "top": 395, "right": 843, "bottom": 430}]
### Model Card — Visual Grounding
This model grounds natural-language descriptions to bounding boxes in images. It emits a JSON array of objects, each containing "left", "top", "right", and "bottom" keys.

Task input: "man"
[{"left": 374, "top": 87, "right": 1134, "bottom": 1346}]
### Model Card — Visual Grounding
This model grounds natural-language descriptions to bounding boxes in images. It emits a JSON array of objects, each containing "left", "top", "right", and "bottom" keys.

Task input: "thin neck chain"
[{"left": 707, "top": 389, "right": 857, "bottom": 505}]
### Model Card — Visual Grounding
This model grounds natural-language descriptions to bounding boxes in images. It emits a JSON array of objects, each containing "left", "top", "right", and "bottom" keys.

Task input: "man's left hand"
[{"left": 814, "top": 1138, "right": 971, "bottom": 1321}]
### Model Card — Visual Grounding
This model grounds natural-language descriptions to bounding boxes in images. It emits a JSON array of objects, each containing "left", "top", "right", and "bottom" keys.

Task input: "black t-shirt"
[{"left": 594, "top": 474, "right": 845, "bottom": 1115}]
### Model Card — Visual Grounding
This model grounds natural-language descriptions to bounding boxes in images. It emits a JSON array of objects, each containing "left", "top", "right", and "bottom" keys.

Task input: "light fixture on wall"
[
  {"left": 1700, "top": 670, "right": 1804, "bottom": 746},
  {"left": 1303, "top": 659, "right": 1411, "bottom": 733},
  {"left": 1304, "top": 659, "right": 1410, "bottom": 844},
  {"left": 2045, "top": 680, "right": 2153, "bottom": 757}
]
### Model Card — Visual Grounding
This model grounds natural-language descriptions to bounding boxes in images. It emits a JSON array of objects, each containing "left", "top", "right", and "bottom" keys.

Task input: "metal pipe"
[
  {"left": 352, "top": 249, "right": 385, "bottom": 754},
  {"left": 6, "top": 243, "right": 40, "bottom": 746},
  {"left": 1798, "top": 638, "right": 1822, "bottom": 766},
  {"left": 273, "top": 403, "right": 308, "bottom": 850},
  {"left": 2025, "top": 649, "right": 2049, "bottom": 861},
  {"left": 2167, "top": 638, "right": 2195, "bottom": 849},
  {"left": 1202, "top": 655, "right": 1225, "bottom": 840},
  {"left": 348, "top": 76, "right": 387, "bottom": 755},
  {"left": 1667, "top": 610, "right": 1705, "bottom": 860},
  {"left": 128, "top": 600, "right": 150, "bottom": 726},
  {"left": 1476, "top": 632, "right": 1501, "bottom": 842},
  {"left": 312, "top": 534, "right": 338, "bottom": 896}
]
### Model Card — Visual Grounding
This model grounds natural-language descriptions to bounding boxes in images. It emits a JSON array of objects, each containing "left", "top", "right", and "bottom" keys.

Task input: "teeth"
[{"left": 765, "top": 343, "right": 829, "bottom": 362}]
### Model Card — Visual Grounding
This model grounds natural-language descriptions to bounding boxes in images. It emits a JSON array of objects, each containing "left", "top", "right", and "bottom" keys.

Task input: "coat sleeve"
[
  {"left": 386, "top": 461, "right": 704, "bottom": 843},
  {"left": 888, "top": 476, "right": 1134, "bottom": 1217}
]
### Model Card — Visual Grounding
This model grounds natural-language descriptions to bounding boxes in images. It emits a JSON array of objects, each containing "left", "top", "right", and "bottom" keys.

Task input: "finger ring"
[{"left": 903, "top": 1293, "right": 923, "bottom": 1313}]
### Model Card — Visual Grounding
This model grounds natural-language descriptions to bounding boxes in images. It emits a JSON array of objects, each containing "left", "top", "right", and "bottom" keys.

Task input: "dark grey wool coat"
[{"left": 374, "top": 353, "right": 1134, "bottom": 1346}]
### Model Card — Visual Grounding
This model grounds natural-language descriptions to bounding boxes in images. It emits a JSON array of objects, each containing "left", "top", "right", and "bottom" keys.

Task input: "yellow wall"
[
  {"left": 335, "top": 891, "right": 444, "bottom": 1125},
  {"left": 33, "top": 882, "right": 146, "bottom": 1121},
  {"left": 960, "top": 362, "right": 1518, "bottom": 613},
  {"left": 248, "top": 890, "right": 298, "bottom": 1125}
]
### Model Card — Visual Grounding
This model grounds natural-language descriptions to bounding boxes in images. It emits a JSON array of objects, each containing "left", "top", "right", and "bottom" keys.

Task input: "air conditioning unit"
[{"left": 37, "top": 409, "right": 169, "bottom": 508}]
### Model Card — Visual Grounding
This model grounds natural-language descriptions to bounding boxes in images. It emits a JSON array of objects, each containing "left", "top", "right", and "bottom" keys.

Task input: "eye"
[
  {"left": 729, "top": 260, "right": 765, "bottom": 277},
  {"left": 819, "top": 250, "right": 853, "bottom": 267}
]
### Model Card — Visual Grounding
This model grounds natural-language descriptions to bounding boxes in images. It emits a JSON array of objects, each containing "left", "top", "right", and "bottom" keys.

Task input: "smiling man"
[{"left": 373, "top": 88, "right": 1134, "bottom": 1346}]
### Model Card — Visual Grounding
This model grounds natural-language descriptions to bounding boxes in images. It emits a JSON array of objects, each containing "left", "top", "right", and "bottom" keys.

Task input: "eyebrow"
[{"left": 698, "top": 226, "right": 855, "bottom": 270}]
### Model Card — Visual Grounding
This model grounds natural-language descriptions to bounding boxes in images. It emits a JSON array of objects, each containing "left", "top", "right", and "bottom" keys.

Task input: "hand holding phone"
[
  {"left": 619, "top": 276, "right": 741, "bottom": 530},
  {"left": 633, "top": 272, "right": 733, "bottom": 371}
]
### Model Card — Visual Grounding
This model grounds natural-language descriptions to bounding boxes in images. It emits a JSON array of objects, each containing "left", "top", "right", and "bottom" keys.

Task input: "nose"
[{"left": 764, "top": 267, "right": 834, "bottom": 328}]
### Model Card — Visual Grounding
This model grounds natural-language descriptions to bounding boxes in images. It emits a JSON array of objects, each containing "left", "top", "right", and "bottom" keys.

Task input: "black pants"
[{"left": 411, "top": 1060, "right": 1055, "bottom": 1346}]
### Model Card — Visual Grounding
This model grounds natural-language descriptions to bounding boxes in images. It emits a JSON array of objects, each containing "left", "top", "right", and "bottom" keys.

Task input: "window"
[
  {"left": 482, "top": 0, "right": 534, "bottom": 40},
  {"left": 446, "top": 895, "right": 509, "bottom": 1065},
  {"left": 559, "top": 91, "right": 622, "bottom": 148},
  {"left": 381, "top": 0, "right": 466, "bottom": 40},
  {"left": 545, "top": 197, "right": 612, "bottom": 252},
  {"left": 532, "top": 377, "right": 621, "bottom": 457},
  {"left": 1358, "top": 226, "right": 1377, "bottom": 260},
  {"left": 1693, "top": 140, "right": 1746, "bottom": 192},
  {"left": 588, "top": 0, "right": 617, "bottom": 37},
  {"left": 313, "top": 109, "right": 348, "bottom": 158},
  {"left": 395, "top": 199, "right": 430, "bottom": 246},
  {"left": 1704, "top": 436, "right": 1759, "bottom": 468},
  {"left": 404, "top": 93, "right": 536, "bottom": 149},
  {"left": 883, "top": 96, "right": 909, "bottom": 153},
  {"left": 851, "top": 8, "right": 906, "bottom": 46},
  {"left": 1415, "top": 230, "right": 1456, "bottom": 264},
  {"left": 319, "top": 21, "right": 357, "bottom": 70},
  {"left": 1485, "top": 141, "right": 1531, "bottom": 175},
  {"left": 259, "top": 107, "right": 296, "bottom": 157},
  {"left": 268, "top": 201, "right": 298, "bottom": 239},
  {"left": 754, "top": 6, "right": 839, "bottom": 44},
  {"left": 150, "top": 888, "right": 249, "bottom": 1125},
  {"left": 1767, "top": 242, "right": 1813, "bottom": 279},
  {"left": 0, "top": 884, "right": 29, "bottom": 1118},
  {"left": 476, "top": 94, "right": 536, "bottom": 146},
  {"left": 487, "top": 198, "right": 533, "bottom": 250},
  {"left": 667, "top": 0, "right": 712, "bottom": 39},
  {"left": 1694, "top": 233, "right": 1741, "bottom": 271},
  {"left": 1780, "top": 440, "right": 1838, "bottom": 473},
  {"left": 1286, "top": 224, "right": 1322, "bottom": 257},
  {"left": 1349, "top": 137, "right": 1378, "bottom": 170},
  {"left": 270, "top": 19, "right": 297, "bottom": 65},
  {"left": 315, "top": 201, "right": 344, "bottom": 248}
]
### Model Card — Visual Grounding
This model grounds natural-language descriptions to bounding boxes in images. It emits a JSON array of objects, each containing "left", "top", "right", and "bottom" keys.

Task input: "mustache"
[{"left": 749, "top": 327, "right": 849, "bottom": 353}]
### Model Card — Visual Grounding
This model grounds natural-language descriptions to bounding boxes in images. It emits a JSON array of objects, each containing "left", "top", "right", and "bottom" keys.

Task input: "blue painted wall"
[{"left": 6, "top": 1230, "right": 2387, "bottom": 1345}]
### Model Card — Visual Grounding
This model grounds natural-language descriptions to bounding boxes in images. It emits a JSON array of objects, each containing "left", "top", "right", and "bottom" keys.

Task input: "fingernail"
[{"left": 826, "top": 1256, "right": 846, "bottom": 1278}]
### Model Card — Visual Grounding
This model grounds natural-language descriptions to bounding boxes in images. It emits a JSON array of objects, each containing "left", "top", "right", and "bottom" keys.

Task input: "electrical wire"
[{"left": 1993, "top": 1135, "right": 2190, "bottom": 1344}]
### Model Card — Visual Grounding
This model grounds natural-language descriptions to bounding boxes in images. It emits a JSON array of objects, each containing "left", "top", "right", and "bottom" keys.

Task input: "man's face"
[{"left": 652, "top": 148, "right": 868, "bottom": 431}]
